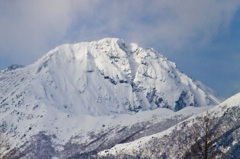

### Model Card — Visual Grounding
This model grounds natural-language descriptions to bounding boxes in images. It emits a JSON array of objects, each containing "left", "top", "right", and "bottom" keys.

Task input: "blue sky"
[{"left": 0, "top": 0, "right": 240, "bottom": 98}]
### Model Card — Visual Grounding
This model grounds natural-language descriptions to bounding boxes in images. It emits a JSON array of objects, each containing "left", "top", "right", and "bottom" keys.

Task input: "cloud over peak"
[{"left": 0, "top": 1, "right": 240, "bottom": 80}]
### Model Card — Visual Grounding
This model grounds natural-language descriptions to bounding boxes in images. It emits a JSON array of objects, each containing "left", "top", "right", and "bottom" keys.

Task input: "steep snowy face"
[{"left": 0, "top": 38, "right": 222, "bottom": 117}]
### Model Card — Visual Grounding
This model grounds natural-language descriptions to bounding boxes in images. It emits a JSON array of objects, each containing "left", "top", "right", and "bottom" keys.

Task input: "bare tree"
[
  {"left": 183, "top": 111, "right": 223, "bottom": 159},
  {"left": 0, "top": 132, "right": 11, "bottom": 158}
]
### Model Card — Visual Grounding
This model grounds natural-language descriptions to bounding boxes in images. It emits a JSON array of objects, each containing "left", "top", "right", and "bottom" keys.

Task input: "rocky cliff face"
[{"left": 0, "top": 38, "right": 223, "bottom": 158}]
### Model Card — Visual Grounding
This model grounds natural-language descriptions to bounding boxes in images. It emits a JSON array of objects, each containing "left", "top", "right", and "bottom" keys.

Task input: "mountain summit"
[{"left": 0, "top": 38, "right": 222, "bottom": 116}]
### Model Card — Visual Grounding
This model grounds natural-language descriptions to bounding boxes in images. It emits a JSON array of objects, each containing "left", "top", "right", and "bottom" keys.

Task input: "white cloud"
[
  {"left": 0, "top": 0, "right": 240, "bottom": 65},
  {"left": 0, "top": 0, "right": 98, "bottom": 64},
  {"left": 112, "top": 0, "right": 240, "bottom": 49},
  {"left": 63, "top": 0, "right": 240, "bottom": 51}
]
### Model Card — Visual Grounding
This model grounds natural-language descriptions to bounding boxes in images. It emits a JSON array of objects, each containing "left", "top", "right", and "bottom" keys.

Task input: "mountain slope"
[
  {"left": 4, "top": 106, "right": 210, "bottom": 158},
  {"left": 99, "top": 93, "right": 240, "bottom": 158},
  {"left": 0, "top": 38, "right": 223, "bottom": 158}
]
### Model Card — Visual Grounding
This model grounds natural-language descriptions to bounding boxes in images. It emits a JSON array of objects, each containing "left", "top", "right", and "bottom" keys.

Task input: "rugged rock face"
[{"left": 0, "top": 38, "right": 223, "bottom": 158}]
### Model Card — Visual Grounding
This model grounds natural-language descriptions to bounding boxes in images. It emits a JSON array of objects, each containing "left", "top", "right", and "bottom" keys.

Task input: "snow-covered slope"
[
  {"left": 99, "top": 93, "right": 240, "bottom": 159},
  {"left": 4, "top": 106, "right": 209, "bottom": 158},
  {"left": 0, "top": 38, "right": 223, "bottom": 158}
]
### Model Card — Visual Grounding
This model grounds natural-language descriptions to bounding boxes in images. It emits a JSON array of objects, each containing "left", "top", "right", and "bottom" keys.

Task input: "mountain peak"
[
  {"left": 0, "top": 38, "right": 223, "bottom": 118},
  {"left": 98, "top": 37, "right": 123, "bottom": 43}
]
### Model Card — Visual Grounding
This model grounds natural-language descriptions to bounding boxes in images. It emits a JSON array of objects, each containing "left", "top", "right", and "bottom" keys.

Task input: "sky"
[{"left": 0, "top": 0, "right": 240, "bottom": 98}]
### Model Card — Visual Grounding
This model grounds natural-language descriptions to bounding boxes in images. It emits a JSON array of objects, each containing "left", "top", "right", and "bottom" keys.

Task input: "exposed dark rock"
[{"left": 7, "top": 64, "right": 24, "bottom": 71}]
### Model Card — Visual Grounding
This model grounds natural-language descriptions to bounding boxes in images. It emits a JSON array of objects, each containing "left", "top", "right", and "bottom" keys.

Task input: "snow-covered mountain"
[
  {"left": 0, "top": 38, "right": 223, "bottom": 158},
  {"left": 0, "top": 38, "right": 221, "bottom": 114}
]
